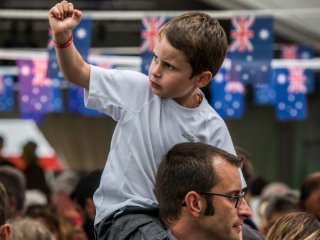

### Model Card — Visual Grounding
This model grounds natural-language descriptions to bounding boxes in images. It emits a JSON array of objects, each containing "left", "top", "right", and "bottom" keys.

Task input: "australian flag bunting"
[
  {"left": 228, "top": 16, "right": 274, "bottom": 85},
  {"left": 64, "top": 18, "right": 94, "bottom": 115},
  {"left": 140, "top": 16, "right": 167, "bottom": 75},
  {"left": 0, "top": 74, "right": 14, "bottom": 112},
  {"left": 274, "top": 67, "right": 308, "bottom": 121},
  {"left": 47, "top": 29, "right": 64, "bottom": 82},
  {"left": 253, "top": 81, "right": 276, "bottom": 105},
  {"left": 17, "top": 59, "right": 63, "bottom": 121},
  {"left": 210, "top": 61, "right": 245, "bottom": 119},
  {"left": 281, "top": 45, "right": 314, "bottom": 93}
]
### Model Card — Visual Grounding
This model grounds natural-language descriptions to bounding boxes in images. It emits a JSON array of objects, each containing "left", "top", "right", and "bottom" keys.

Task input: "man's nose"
[{"left": 238, "top": 198, "right": 252, "bottom": 219}]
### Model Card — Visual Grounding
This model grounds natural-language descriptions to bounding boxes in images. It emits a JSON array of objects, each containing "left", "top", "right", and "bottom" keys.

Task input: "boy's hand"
[{"left": 48, "top": 0, "right": 82, "bottom": 44}]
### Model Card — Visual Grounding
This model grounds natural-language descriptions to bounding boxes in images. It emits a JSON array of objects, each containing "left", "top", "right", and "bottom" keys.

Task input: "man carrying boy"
[
  {"left": 155, "top": 142, "right": 251, "bottom": 240},
  {"left": 49, "top": 1, "right": 244, "bottom": 239}
]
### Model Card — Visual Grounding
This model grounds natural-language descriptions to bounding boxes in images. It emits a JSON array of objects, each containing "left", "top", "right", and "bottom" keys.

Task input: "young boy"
[{"left": 49, "top": 1, "right": 243, "bottom": 238}]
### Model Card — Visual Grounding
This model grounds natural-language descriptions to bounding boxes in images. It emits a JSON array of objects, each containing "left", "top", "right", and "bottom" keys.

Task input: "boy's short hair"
[{"left": 158, "top": 12, "right": 228, "bottom": 78}]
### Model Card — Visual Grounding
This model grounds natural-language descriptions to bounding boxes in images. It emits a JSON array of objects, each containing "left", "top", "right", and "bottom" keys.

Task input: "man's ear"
[
  {"left": 196, "top": 71, "right": 212, "bottom": 88},
  {"left": 184, "top": 191, "right": 204, "bottom": 217},
  {"left": 0, "top": 224, "right": 11, "bottom": 240}
]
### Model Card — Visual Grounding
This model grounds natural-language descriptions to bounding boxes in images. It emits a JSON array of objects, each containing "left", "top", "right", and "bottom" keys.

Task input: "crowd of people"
[
  {"left": 1, "top": 138, "right": 320, "bottom": 239},
  {"left": 1, "top": 0, "right": 320, "bottom": 239}
]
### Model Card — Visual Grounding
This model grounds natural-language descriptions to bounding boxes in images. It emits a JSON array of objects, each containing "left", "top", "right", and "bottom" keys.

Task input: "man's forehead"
[{"left": 212, "top": 158, "right": 242, "bottom": 190}]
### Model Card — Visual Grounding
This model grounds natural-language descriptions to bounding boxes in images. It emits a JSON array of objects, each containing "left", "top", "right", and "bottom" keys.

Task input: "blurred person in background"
[
  {"left": 266, "top": 212, "right": 320, "bottom": 240},
  {"left": 0, "top": 166, "right": 26, "bottom": 220},
  {"left": 0, "top": 135, "right": 15, "bottom": 168},
  {"left": 50, "top": 170, "right": 88, "bottom": 239},
  {"left": 71, "top": 169, "right": 102, "bottom": 240},
  {"left": 21, "top": 140, "right": 51, "bottom": 201},
  {"left": 235, "top": 146, "right": 265, "bottom": 240},
  {"left": 9, "top": 217, "right": 55, "bottom": 240},
  {"left": 0, "top": 182, "right": 11, "bottom": 240},
  {"left": 299, "top": 171, "right": 320, "bottom": 221},
  {"left": 261, "top": 191, "right": 299, "bottom": 236},
  {"left": 257, "top": 181, "right": 291, "bottom": 233}
]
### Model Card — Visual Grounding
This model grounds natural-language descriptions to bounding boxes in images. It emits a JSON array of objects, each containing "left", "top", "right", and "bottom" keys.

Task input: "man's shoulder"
[{"left": 242, "top": 224, "right": 265, "bottom": 240}]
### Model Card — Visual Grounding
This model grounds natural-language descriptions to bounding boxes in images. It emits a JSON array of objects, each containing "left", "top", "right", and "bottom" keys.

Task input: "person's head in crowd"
[
  {"left": 249, "top": 176, "right": 269, "bottom": 197},
  {"left": 155, "top": 142, "right": 251, "bottom": 240},
  {"left": 266, "top": 212, "right": 320, "bottom": 240},
  {"left": 25, "top": 204, "right": 88, "bottom": 240},
  {"left": 0, "top": 135, "right": 15, "bottom": 168},
  {"left": 50, "top": 170, "right": 82, "bottom": 227},
  {"left": 9, "top": 217, "right": 55, "bottom": 240},
  {"left": 257, "top": 181, "right": 291, "bottom": 232},
  {"left": 71, "top": 169, "right": 102, "bottom": 220},
  {"left": 0, "top": 166, "right": 26, "bottom": 219},
  {"left": 25, "top": 204, "right": 61, "bottom": 239},
  {"left": 71, "top": 169, "right": 102, "bottom": 239},
  {"left": 299, "top": 171, "right": 320, "bottom": 220},
  {"left": 262, "top": 190, "right": 299, "bottom": 235},
  {"left": 235, "top": 146, "right": 255, "bottom": 206},
  {"left": 235, "top": 146, "right": 264, "bottom": 239},
  {"left": 0, "top": 183, "right": 11, "bottom": 240},
  {"left": 21, "top": 140, "right": 38, "bottom": 165}
]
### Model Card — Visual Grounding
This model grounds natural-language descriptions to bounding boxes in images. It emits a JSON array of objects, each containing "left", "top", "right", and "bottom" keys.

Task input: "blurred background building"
[{"left": 0, "top": 0, "right": 320, "bottom": 188}]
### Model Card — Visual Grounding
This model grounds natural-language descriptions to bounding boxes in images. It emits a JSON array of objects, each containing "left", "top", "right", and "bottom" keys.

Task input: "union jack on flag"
[
  {"left": 280, "top": 45, "right": 314, "bottom": 92},
  {"left": 228, "top": 16, "right": 274, "bottom": 85},
  {"left": 140, "top": 16, "right": 168, "bottom": 75},
  {"left": 281, "top": 45, "right": 298, "bottom": 59},
  {"left": 140, "top": 16, "right": 167, "bottom": 55},
  {"left": 274, "top": 67, "right": 307, "bottom": 121},
  {"left": 229, "top": 16, "right": 255, "bottom": 53},
  {"left": 18, "top": 59, "right": 62, "bottom": 121}
]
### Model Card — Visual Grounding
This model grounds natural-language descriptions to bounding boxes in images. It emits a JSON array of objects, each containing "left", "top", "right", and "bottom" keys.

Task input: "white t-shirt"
[{"left": 85, "top": 65, "right": 237, "bottom": 225}]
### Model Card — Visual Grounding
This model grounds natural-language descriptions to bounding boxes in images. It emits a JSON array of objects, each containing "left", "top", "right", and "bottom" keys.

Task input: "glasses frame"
[{"left": 198, "top": 189, "right": 247, "bottom": 208}]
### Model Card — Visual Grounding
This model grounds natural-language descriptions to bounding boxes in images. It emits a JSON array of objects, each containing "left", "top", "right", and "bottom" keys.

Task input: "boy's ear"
[{"left": 196, "top": 71, "right": 212, "bottom": 88}]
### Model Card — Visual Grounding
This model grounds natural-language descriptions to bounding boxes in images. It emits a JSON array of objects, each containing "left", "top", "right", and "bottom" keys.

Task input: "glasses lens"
[{"left": 235, "top": 192, "right": 245, "bottom": 208}]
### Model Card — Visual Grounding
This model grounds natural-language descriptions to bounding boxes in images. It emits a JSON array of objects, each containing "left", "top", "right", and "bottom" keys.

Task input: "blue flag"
[
  {"left": 274, "top": 68, "right": 307, "bottom": 121},
  {"left": 210, "top": 62, "right": 245, "bottom": 119},
  {"left": 0, "top": 74, "right": 14, "bottom": 112},
  {"left": 228, "top": 16, "right": 274, "bottom": 85}
]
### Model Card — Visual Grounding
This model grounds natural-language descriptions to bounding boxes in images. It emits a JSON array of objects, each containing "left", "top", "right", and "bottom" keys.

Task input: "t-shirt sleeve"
[
  {"left": 84, "top": 65, "right": 150, "bottom": 121},
  {"left": 210, "top": 119, "right": 236, "bottom": 156}
]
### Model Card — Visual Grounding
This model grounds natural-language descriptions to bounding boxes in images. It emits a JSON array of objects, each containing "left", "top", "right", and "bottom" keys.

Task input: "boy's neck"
[{"left": 173, "top": 90, "right": 203, "bottom": 109}]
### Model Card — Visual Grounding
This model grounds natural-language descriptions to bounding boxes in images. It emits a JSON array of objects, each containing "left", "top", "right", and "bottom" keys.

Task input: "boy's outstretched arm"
[{"left": 48, "top": 0, "right": 90, "bottom": 90}]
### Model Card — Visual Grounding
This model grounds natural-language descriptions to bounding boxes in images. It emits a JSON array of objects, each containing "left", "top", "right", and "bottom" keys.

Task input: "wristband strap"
[{"left": 54, "top": 34, "right": 73, "bottom": 49}]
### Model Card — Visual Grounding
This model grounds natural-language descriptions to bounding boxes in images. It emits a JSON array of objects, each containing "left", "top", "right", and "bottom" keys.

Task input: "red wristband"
[{"left": 54, "top": 34, "right": 73, "bottom": 49}]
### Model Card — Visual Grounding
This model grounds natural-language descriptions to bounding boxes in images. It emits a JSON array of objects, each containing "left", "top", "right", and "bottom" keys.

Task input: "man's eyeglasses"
[{"left": 198, "top": 189, "right": 247, "bottom": 208}]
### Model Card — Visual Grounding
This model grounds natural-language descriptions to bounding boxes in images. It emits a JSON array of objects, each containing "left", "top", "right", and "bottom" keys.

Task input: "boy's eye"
[
  {"left": 165, "top": 63, "right": 174, "bottom": 70},
  {"left": 153, "top": 54, "right": 159, "bottom": 62}
]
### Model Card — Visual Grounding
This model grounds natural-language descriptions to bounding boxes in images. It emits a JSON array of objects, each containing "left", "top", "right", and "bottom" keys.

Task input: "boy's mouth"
[{"left": 150, "top": 80, "right": 161, "bottom": 89}]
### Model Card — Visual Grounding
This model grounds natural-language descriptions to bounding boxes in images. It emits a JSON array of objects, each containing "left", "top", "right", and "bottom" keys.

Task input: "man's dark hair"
[{"left": 155, "top": 142, "right": 240, "bottom": 223}]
